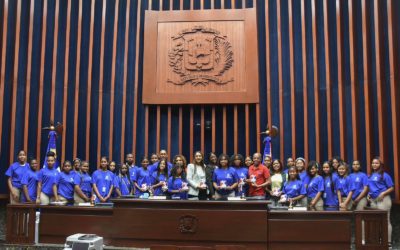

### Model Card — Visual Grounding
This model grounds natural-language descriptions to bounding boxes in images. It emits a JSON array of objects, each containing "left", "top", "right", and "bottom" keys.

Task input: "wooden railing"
[
  {"left": 355, "top": 210, "right": 389, "bottom": 249},
  {"left": 6, "top": 204, "right": 36, "bottom": 244}
]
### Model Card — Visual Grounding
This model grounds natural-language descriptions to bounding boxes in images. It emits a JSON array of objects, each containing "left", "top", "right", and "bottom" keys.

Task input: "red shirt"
[{"left": 248, "top": 164, "right": 270, "bottom": 197}]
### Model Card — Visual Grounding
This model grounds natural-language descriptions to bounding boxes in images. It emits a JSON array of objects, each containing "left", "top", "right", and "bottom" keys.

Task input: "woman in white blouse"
[{"left": 186, "top": 151, "right": 208, "bottom": 200}]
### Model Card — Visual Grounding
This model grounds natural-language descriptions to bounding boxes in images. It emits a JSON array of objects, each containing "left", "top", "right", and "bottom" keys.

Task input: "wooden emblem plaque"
[{"left": 143, "top": 9, "right": 259, "bottom": 104}]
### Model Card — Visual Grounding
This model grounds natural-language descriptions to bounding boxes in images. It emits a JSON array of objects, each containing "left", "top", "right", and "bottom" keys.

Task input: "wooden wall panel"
[
  {"left": 300, "top": 0, "right": 308, "bottom": 159},
  {"left": 311, "top": 0, "right": 320, "bottom": 162},
  {"left": 0, "top": 0, "right": 398, "bottom": 203},
  {"left": 61, "top": 0, "right": 72, "bottom": 163},
  {"left": 85, "top": 0, "right": 96, "bottom": 160},
  {"left": 361, "top": 0, "right": 372, "bottom": 174},
  {"left": 387, "top": 0, "right": 400, "bottom": 201},
  {"left": 0, "top": 0, "right": 8, "bottom": 154},
  {"left": 348, "top": 0, "right": 359, "bottom": 161},
  {"left": 8, "top": 0, "right": 21, "bottom": 161},
  {"left": 23, "top": 0, "right": 35, "bottom": 153}
]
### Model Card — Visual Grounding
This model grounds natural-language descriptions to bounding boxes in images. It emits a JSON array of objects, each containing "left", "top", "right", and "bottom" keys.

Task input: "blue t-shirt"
[
  {"left": 282, "top": 179, "right": 306, "bottom": 199},
  {"left": 234, "top": 167, "right": 248, "bottom": 196},
  {"left": 151, "top": 172, "right": 168, "bottom": 196},
  {"left": 168, "top": 176, "right": 188, "bottom": 200},
  {"left": 73, "top": 172, "right": 92, "bottom": 196},
  {"left": 20, "top": 168, "right": 38, "bottom": 202},
  {"left": 349, "top": 172, "right": 368, "bottom": 200},
  {"left": 5, "top": 162, "right": 29, "bottom": 189},
  {"left": 306, "top": 175, "right": 324, "bottom": 198},
  {"left": 368, "top": 172, "right": 394, "bottom": 199},
  {"left": 55, "top": 172, "right": 76, "bottom": 200},
  {"left": 299, "top": 171, "right": 310, "bottom": 189},
  {"left": 38, "top": 167, "right": 60, "bottom": 196},
  {"left": 128, "top": 166, "right": 139, "bottom": 182},
  {"left": 92, "top": 170, "right": 115, "bottom": 200},
  {"left": 323, "top": 176, "right": 338, "bottom": 206},
  {"left": 212, "top": 167, "right": 238, "bottom": 196},
  {"left": 336, "top": 175, "right": 355, "bottom": 197},
  {"left": 134, "top": 168, "right": 153, "bottom": 195},
  {"left": 115, "top": 175, "right": 132, "bottom": 196}
]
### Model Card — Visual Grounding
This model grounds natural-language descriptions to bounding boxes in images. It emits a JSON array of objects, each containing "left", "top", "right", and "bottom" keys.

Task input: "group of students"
[{"left": 6, "top": 149, "right": 394, "bottom": 244}]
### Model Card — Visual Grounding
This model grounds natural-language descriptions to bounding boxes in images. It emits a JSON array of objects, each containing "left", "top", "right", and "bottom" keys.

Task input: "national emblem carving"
[
  {"left": 178, "top": 215, "right": 198, "bottom": 234},
  {"left": 168, "top": 26, "right": 234, "bottom": 86}
]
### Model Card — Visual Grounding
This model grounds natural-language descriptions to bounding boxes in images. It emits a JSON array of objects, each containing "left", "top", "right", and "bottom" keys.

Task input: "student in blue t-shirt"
[
  {"left": 36, "top": 152, "right": 60, "bottom": 205},
  {"left": 368, "top": 157, "right": 394, "bottom": 245},
  {"left": 115, "top": 164, "right": 133, "bottom": 197},
  {"left": 284, "top": 157, "right": 295, "bottom": 175},
  {"left": 53, "top": 161, "right": 76, "bottom": 203},
  {"left": 212, "top": 154, "right": 238, "bottom": 200},
  {"left": 306, "top": 161, "right": 324, "bottom": 210},
  {"left": 126, "top": 153, "right": 139, "bottom": 195},
  {"left": 134, "top": 156, "right": 153, "bottom": 197},
  {"left": 231, "top": 154, "right": 248, "bottom": 197},
  {"left": 92, "top": 156, "right": 115, "bottom": 203},
  {"left": 349, "top": 160, "right": 368, "bottom": 210},
  {"left": 280, "top": 166, "right": 306, "bottom": 206},
  {"left": 150, "top": 153, "right": 159, "bottom": 165},
  {"left": 331, "top": 156, "right": 343, "bottom": 179},
  {"left": 21, "top": 158, "right": 39, "bottom": 203},
  {"left": 168, "top": 163, "right": 188, "bottom": 200},
  {"left": 336, "top": 162, "right": 355, "bottom": 210},
  {"left": 321, "top": 161, "right": 338, "bottom": 209},
  {"left": 5, "top": 150, "right": 29, "bottom": 204},
  {"left": 151, "top": 159, "right": 169, "bottom": 196},
  {"left": 73, "top": 161, "right": 92, "bottom": 203},
  {"left": 295, "top": 157, "right": 309, "bottom": 206},
  {"left": 149, "top": 150, "right": 173, "bottom": 175},
  {"left": 72, "top": 158, "right": 81, "bottom": 174}
]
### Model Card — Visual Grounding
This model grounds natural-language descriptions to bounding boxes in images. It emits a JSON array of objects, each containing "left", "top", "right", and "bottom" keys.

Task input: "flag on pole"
[
  {"left": 263, "top": 135, "right": 272, "bottom": 164},
  {"left": 43, "top": 130, "right": 59, "bottom": 169}
]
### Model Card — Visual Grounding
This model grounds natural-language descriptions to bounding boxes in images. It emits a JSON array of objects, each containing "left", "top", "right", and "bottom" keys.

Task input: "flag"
[
  {"left": 263, "top": 135, "right": 272, "bottom": 164},
  {"left": 43, "top": 130, "right": 59, "bottom": 169}
]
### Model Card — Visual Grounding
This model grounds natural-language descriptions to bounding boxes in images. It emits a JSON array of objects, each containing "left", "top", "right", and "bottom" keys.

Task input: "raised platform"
[{"left": 6, "top": 199, "right": 389, "bottom": 249}]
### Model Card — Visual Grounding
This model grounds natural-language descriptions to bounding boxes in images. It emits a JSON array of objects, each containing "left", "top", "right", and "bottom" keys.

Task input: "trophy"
[
  {"left": 182, "top": 182, "right": 189, "bottom": 191},
  {"left": 161, "top": 181, "right": 168, "bottom": 192},
  {"left": 199, "top": 178, "right": 207, "bottom": 189}
]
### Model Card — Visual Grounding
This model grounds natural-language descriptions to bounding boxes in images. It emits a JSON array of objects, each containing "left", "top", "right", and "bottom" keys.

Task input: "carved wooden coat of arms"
[
  {"left": 142, "top": 9, "right": 259, "bottom": 104},
  {"left": 168, "top": 26, "right": 234, "bottom": 86}
]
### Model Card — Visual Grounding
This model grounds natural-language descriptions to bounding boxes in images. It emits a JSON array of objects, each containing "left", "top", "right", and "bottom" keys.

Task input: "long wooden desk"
[{"left": 6, "top": 199, "right": 389, "bottom": 249}]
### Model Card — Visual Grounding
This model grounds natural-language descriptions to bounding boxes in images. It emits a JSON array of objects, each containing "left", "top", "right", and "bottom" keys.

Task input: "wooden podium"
[{"left": 6, "top": 200, "right": 389, "bottom": 249}]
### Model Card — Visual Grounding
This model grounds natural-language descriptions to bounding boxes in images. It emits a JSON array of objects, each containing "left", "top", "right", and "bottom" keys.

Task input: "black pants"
[{"left": 188, "top": 189, "right": 208, "bottom": 200}]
